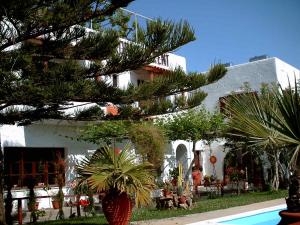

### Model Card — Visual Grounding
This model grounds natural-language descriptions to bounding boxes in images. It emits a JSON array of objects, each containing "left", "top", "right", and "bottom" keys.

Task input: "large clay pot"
[
  {"left": 178, "top": 196, "right": 187, "bottom": 204},
  {"left": 52, "top": 200, "right": 60, "bottom": 209},
  {"left": 102, "top": 191, "right": 133, "bottom": 225}
]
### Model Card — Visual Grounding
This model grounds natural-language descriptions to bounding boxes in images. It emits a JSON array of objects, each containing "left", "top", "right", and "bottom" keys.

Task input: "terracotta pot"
[
  {"left": 171, "top": 178, "right": 177, "bottom": 186},
  {"left": 102, "top": 191, "right": 133, "bottom": 225},
  {"left": 178, "top": 196, "right": 187, "bottom": 204},
  {"left": 224, "top": 175, "right": 230, "bottom": 185},
  {"left": 162, "top": 189, "right": 172, "bottom": 197},
  {"left": 52, "top": 200, "right": 60, "bottom": 209},
  {"left": 28, "top": 202, "right": 39, "bottom": 211}
]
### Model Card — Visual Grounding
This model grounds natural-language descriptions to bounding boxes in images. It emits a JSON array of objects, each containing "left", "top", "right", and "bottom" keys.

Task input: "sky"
[{"left": 127, "top": 0, "right": 300, "bottom": 72}]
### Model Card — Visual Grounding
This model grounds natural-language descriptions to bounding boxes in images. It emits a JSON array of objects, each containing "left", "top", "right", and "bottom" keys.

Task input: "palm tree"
[
  {"left": 226, "top": 80, "right": 300, "bottom": 209},
  {"left": 76, "top": 145, "right": 155, "bottom": 225},
  {"left": 226, "top": 89, "right": 284, "bottom": 190},
  {"left": 228, "top": 81, "right": 300, "bottom": 189}
]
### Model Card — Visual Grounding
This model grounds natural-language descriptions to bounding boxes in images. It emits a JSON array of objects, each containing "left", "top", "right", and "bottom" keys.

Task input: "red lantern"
[{"left": 210, "top": 155, "right": 217, "bottom": 164}]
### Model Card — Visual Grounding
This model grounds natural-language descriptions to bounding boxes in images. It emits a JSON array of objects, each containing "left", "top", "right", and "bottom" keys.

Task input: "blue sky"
[{"left": 128, "top": 0, "right": 300, "bottom": 72}]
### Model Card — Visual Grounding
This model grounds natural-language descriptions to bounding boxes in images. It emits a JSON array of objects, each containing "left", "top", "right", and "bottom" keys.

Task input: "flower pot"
[
  {"left": 28, "top": 202, "right": 39, "bottom": 211},
  {"left": 178, "top": 196, "right": 187, "bottom": 204},
  {"left": 204, "top": 180, "right": 210, "bottom": 187},
  {"left": 171, "top": 178, "right": 177, "bottom": 186},
  {"left": 162, "top": 189, "right": 172, "bottom": 197},
  {"left": 52, "top": 200, "right": 60, "bottom": 209},
  {"left": 102, "top": 192, "right": 133, "bottom": 225},
  {"left": 224, "top": 175, "right": 230, "bottom": 185}
]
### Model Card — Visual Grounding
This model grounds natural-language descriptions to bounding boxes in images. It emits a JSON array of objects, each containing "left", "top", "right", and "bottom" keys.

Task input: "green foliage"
[
  {"left": 207, "top": 63, "right": 228, "bottom": 83},
  {"left": 169, "top": 167, "right": 179, "bottom": 178},
  {"left": 74, "top": 106, "right": 104, "bottom": 120},
  {"left": 227, "top": 81, "right": 300, "bottom": 168},
  {"left": 177, "top": 185, "right": 183, "bottom": 196},
  {"left": 79, "top": 121, "right": 130, "bottom": 145},
  {"left": 0, "top": 0, "right": 226, "bottom": 124},
  {"left": 79, "top": 121, "right": 167, "bottom": 176},
  {"left": 128, "top": 123, "right": 167, "bottom": 175},
  {"left": 139, "top": 99, "right": 173, "bottom": 115},
  {"left": 108, "top": 9, "right": 131, "bottom": 37},
  {"left": 157, "top": 108, "right": 225, "bottom": 142},
  {"left": 76, "top": 145, "right": 156, "bottom": 207},
  {"left": 187, "top": 91, "right": 207, "bottom": 108},
  {"left": 0, "top": 1, "right": 228, "bottom": 224},
  {"left": 30, "top": 209, "right": 46, "bottom": 222}
]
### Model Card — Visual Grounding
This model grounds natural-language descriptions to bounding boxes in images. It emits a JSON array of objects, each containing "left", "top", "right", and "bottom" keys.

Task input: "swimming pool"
[
  {"left": 187, "top": 204, "right": 285, "bottom": 225},
  {"left": 220, "top": 208, "right": 281, "bottom": 225}
]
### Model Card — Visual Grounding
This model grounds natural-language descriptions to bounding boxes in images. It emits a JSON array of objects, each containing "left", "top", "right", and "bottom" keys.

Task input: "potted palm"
[{"left": 76, "top": 146, "right": 155, "bottom": 225}]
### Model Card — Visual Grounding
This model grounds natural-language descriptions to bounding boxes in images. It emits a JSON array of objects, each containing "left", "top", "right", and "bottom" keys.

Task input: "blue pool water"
[{"left": 221, "top": 209, "right": 282, "bottom": 225}]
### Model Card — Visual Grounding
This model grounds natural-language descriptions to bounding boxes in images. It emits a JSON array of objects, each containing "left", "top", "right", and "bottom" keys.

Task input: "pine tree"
[
  {"left": 0, "top": 1, "right": 227, "bottom": 124},
  {"left": 0, "top": 1, "right": 227, "bottom": 223}
]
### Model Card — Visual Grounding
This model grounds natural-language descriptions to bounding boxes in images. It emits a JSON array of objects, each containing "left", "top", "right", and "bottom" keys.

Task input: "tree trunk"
[
  {"left": 193, "top": 142, "right": 200, "bottom": 169},
  {"left": 0, "top": 148, "right": 6, "bottom": 225},
  {"left": 184, "top": 141, "right": 197, "bottom": 180},
  {"left": 0, "top": 192, "right": 5, "bottom": 225},
  {"left": 272, "top": 151, "right": 280, "bottom": 191}
]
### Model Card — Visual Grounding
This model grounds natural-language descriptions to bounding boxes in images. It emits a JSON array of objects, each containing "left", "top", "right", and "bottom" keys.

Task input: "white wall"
[
  {"left": 201, "top": 57, "right": 279, "bottom": 111},
  {"left": 275, "top": 57, "right": 300, "bottom": 89},
  {"left": 194, "top": 57, "right": 300, "bottom": 182},
  {"left": 1, "top": 121, "right": 97, "bottom": 209}
]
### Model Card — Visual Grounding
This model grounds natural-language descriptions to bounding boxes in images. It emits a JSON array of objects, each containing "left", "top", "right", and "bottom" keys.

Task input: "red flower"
[{"left": 79, "top": 199, "right": 90, "bottom": 207}]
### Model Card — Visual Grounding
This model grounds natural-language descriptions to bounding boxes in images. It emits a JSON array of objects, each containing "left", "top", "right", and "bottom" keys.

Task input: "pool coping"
[{"left": 186, "top": 204, "right": 286, "bottom": 225}]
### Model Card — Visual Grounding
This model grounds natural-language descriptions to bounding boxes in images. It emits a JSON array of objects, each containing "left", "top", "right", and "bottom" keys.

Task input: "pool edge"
[{"left": 186, "top": 204, "right": 286, "bottom": 225}]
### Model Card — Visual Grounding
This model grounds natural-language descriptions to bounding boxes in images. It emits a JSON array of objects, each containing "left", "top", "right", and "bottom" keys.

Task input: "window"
[
  {"left": 112, "top": 75, "right": 118, "bottom": 87},
  {"left": 4, "top": 147, "right": 65, "bottom": 187}
]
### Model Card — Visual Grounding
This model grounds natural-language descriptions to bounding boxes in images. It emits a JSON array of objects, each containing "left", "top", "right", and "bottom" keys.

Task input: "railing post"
[{"left": 17, "top": 199, "right": 22, "bottom": 225}]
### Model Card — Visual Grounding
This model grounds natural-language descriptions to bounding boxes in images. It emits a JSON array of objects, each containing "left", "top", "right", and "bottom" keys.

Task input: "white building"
[
  {"left": 1, "top": 53, "right": 299, "bottom": 209},
  {"left": 198, "top": 56, "right": 300, "bottom": 180},
  {"left": 159, "top": 56, "right": 300, "bottom": 185},
  {"left": 0, "top": 47, "right": 188, "bottom": 209}
]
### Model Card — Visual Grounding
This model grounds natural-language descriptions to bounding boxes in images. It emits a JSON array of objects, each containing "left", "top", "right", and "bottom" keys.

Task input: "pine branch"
[{"left": 0, "top": 0, "right": 134, "bottom": 51}]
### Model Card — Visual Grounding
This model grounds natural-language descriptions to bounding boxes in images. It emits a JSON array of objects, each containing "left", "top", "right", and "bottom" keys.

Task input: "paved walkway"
[{"left": 132, "top": 198, "right": 285, "bottom": 225}]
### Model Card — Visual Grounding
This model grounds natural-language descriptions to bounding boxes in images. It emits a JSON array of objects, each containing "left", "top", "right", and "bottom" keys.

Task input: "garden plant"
[{"left": 76, "top": 145, "right": 155, "bottom": 225}]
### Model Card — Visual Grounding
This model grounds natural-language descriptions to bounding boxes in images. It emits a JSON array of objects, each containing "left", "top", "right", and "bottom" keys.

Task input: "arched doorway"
[{"left": 176, "top": 144, "right": 188, "bottom": 175}]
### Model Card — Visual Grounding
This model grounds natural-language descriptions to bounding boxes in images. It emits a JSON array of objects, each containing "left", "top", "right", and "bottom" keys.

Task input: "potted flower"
[
  {"left": 51, "top": 190, "right": 64, "bottom": 210},
  {"left": 169, "top": 167, "right": 179, "bottom": 186},
  {"left": 25, "top": 177, "right": 39, "bottom": 212},
  {"left": 162, "top": 181, "right": 173, "bottom": 197},
  {"left": 55, "top": 151, "right": 66, "bottom": 219},
  {"left": 76, "top": 146, "right": 155, "bottom": 225},
  {"left": 203, "top": 175, "right": 211, "bottom": 187},
  {"left": 30, "top": 209, "right": 46, "bottom": 222},
  {"left": 25, "top": 177, "right": 41, "bottom": 223},
  {"left": 177, "top": 186, "right": 186, "bottom": 204}
]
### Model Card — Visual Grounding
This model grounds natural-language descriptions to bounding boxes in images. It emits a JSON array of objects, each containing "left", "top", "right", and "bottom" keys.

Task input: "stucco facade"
[{"left": 1, "top": 55, "right": 299, "bottom": 209}]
